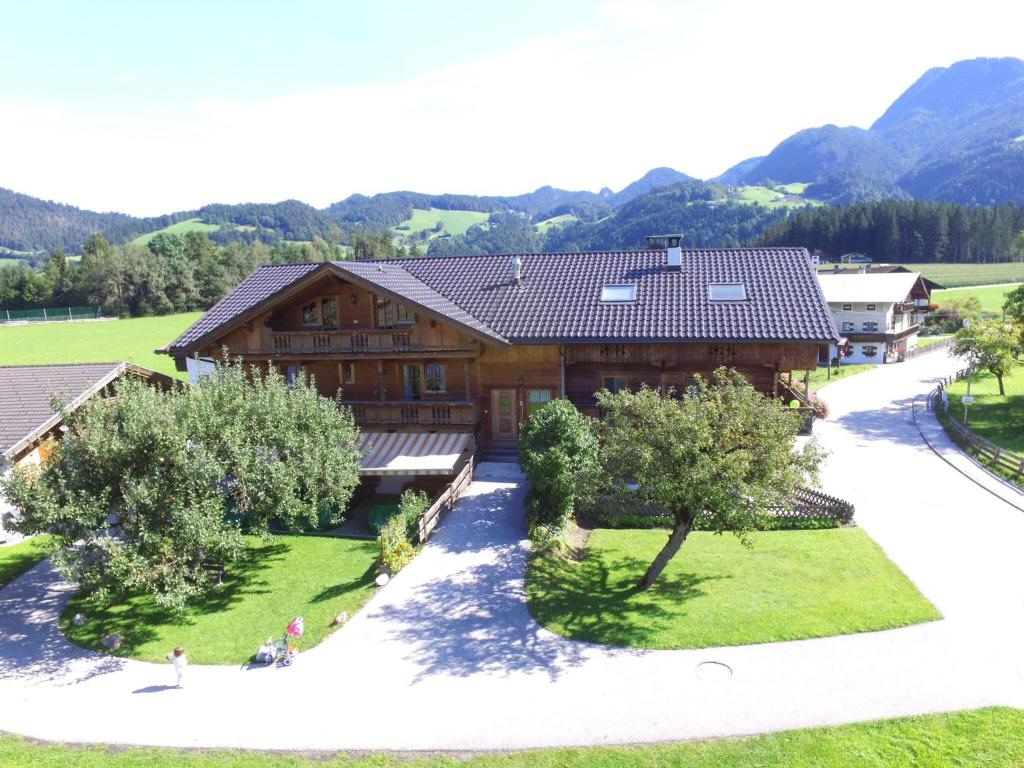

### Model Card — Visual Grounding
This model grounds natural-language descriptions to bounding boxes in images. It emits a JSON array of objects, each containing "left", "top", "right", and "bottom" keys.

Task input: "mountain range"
[{"left": 2, "top": 56, "right": 1024, "bottom": 256}]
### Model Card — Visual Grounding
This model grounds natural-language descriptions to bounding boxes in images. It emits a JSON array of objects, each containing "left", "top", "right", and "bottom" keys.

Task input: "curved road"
[{"left": 1, "top": 351, "right": 1023, "bottom": 750}]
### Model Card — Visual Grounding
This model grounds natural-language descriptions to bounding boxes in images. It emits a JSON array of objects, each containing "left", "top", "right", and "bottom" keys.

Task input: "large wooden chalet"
[{"left": 165, "top": 237, "right": 837, "bottom": 471}]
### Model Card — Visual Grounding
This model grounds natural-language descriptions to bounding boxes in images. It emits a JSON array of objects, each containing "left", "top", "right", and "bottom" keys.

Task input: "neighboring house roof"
[
  {"left": 817, "top": 272, "right": 923, "bottom": 305},
  {"left": 820, "top": 264, "right": 943, "bottom": 291},
  {"left": 0, "top": 362, "right": 171, "bottom": 461},
  {"left": 167, "top": 247, "right": 839, "bottom": 354}
]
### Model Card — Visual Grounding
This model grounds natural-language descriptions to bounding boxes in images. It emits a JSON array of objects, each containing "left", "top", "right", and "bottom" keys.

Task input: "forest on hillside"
[{"left": 759, "top": 200, "right": 1024, "bottom": 263}]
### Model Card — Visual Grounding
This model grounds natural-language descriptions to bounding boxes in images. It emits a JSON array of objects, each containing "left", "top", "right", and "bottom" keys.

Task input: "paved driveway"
[{"left": 1, "top": 352, "right": 1023, "bottom": 750}]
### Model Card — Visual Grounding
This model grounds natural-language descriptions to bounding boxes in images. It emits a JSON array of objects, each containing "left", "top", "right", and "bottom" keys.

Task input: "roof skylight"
[
  {"left": 708, "top": 283, "right": 747, "bottom": 301},
  {"left": 601, "top": 284, "right": 637, "bottom": 303}
]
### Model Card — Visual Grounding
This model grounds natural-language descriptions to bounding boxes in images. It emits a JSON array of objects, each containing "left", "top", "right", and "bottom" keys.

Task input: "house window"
[
  {"left": 866, "top": 304, "right": 876, "bottom": 311},
  {"left": 842, "top": 304, "right": 852, "bottom": 311},
  {"left": 340, "top": 362, "right": 355, "bottom": 385},
  {"left": 321, "top": 297, "right": 338, "bottom": 330},
  {"left": 862, "top": 345, "right": 878, "bottom": 358},
  {"left": 376, "top": 299, "right": 413, "bottom": 328},
  {"left": 708, "top": 283, "right": 747, "bottom": 301},
  {"left": 424, "top": 363, "right": 446, "bottom": 393},
  {"left": 603, "top": 375, "right": 627, "bottom": 394},
  {"left": 842, "top": 321, "right": 854, "bottom": 332},
  {"left": 862, "top": 321, "right": 878, "bottom": 332},
  {"left": 301, "top": 302, "right": 318, "bottom": 325},
  {"left": 528, "top": 389, "right": 552, "bottom": 416},
  {"left": 285, "top": 365, "right": 301, "bottom": 387},
  {"left": 601, "top": 284, "right": 637, "bottom": 302}
]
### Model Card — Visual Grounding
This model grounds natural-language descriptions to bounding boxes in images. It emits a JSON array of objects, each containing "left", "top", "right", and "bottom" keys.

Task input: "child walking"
[{"left": 167, "top": 646, "right": 188, "bottom": 688}]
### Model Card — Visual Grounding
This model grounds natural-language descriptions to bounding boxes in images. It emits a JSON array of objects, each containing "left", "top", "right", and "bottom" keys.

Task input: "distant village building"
[
  {"left": 839, "top": 252, "right": 873, "bottom": 265},
  {"left": 817, "top": 272, "right": 933, "bottom": 365}
]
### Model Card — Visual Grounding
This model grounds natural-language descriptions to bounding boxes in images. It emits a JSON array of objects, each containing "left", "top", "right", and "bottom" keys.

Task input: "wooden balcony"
[
  {"left": 259, "top": 330, "right": 476, "bottom": 358},
  {"left": 344, "top": 399, "right": 483, "bottom": 428}
]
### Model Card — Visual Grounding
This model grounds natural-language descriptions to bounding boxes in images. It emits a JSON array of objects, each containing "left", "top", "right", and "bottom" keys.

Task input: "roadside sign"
[{"left": 961, "top": 396, "right": 974, "bottom": 404}]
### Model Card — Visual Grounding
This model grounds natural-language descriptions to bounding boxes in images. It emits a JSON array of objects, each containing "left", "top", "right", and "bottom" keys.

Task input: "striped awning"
[{"left": 357, "top": 432, "right": 473, "bottom": 476}]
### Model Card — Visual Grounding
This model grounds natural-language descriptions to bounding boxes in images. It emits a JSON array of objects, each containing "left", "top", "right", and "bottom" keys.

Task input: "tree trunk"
[
  {"left": 638, "top": 517, "right": 693, "bottom": 590},
  {"left": 997, "top": 372, "right": 1005, "bottom": 396}
]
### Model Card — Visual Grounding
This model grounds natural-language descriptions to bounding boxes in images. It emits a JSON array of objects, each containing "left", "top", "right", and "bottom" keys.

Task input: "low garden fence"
[
  {"left": 0, "top": 305, "right": 103, "bottom": 324},
  {"left": 589, "top": 486, "right": 856, "bottom": 530},
  {"left": 905, "top": 336, "right": 954, "bottom": 359},
  {"left": 926, "top": 371, "right": 1024, "bottom": 484},
  {"left": 417, "top": 456, "right": 474, "bottom": 543}
]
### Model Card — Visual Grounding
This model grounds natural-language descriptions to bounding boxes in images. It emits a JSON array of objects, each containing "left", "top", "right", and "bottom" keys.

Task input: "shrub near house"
[{"left": 2, "top": 359, "right": 361, "bottom": 611}]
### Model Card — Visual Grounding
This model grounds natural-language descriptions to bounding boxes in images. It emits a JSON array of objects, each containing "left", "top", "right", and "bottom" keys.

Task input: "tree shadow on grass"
[
  {"left": 61, "top": 542, "right": 291, "bottom": 661},
  {"left": 310, "top": 560, "right": 377, "bottom": 604},
  {"left": 527, "top": 549, "right": 724, "bottom": 649}
]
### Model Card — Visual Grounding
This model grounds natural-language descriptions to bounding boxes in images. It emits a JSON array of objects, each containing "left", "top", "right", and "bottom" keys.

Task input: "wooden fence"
[
  {"left": 926, "top": 368, "right": 1024, "bottom": 483},
  {"left": 905, "top": 336, "right": 954, "bottom": 359},
  {"left": 417, "top": 456, "right": 474, "bottom": 543}
]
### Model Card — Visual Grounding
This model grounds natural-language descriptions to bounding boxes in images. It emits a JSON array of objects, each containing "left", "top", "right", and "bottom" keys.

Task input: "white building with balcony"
[{"left": 817, "top": 271, "right": 932, "bottom": 364}]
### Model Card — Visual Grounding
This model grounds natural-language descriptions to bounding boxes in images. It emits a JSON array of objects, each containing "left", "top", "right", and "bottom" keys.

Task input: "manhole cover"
[{"left": 695, "top": 661, "right": 732, "bottom": 681}]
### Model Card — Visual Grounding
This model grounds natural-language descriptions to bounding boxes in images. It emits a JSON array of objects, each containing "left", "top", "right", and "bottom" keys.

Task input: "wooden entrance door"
[{"left": 491, "top": 389, "right": 517, "bottom": 439}]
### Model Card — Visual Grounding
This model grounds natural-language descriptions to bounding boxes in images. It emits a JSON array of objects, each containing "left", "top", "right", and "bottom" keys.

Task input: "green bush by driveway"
[
  {"left": 528, "top": 528, "right": 939, "bottom": 649},
  {"left": 62, "top": 535, "right": 378, "bottom": 664}
]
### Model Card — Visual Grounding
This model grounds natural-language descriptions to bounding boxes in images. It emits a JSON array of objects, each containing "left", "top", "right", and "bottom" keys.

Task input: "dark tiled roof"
[
  {"left": 397, "top": 249, "right": 837, "bottom": 343},
  {"left": 334, "top": 262, "right": 506, "bottom": 344},
  {"left": 168, "top": 262, "right": 321, "bottom": 351},
  {"left": 0, "top": 363, "right": 124, "bottom": 458},
  {"left": 167, "top": 248, "right": 838, "bottom": 352}
]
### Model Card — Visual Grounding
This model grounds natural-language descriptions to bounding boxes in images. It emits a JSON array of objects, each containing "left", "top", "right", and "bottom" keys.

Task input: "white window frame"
[
  {"left": 600, "top": 284, "right": 637, "bottom": 303},
  {"left": 708, "top": 283, "right": 747, "bottom": 301}
]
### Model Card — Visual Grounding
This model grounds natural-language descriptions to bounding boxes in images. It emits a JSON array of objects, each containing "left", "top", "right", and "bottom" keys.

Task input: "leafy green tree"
[
  {"left": 1004, "top": 284, "right": 1024, "bottom": 349},
  {"left": 594, "top": 370, "right": 823, "bottom": 589},
  {"left": 952, "top": 320, "right": 1020, "bottom": 395},
  {"left": 1, "top": 359, "right": 361, "bottom": 611},
  {"left": 518, "top": 399, "right": 599, "bottom": 544}
]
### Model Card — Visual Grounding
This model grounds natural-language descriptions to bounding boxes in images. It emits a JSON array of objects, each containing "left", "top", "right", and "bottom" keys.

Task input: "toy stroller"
[{"left": 256, "top": 616, "right": 304, "bottom": 666}]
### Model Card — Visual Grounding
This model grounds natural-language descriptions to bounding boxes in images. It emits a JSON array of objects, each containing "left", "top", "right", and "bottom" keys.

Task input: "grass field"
[
  {"left": 2, "top": 708, "right": 1023, "bottom": 766},
  {"left": 915, "top": 334, "right": 952, "bottom": 350},
  {"left": 131, "top": 217, "right": 221, "bottom": 246},
  {"left": 527, "top": 528, "right": 938, "bottom": 650},
  {"left": 0, "top": 312, "right": 200, "bottom": 378},
  {"left": 394, "top": 208, "right": 488, "bottom": 239},
  {"left": 0, "top": 536, "right": 54, "bottom": 588},
  {"left": 946, "top": 364, "right": 1024, "bottom": 453},
  {"left": 63, "top": 535, "right": 379, "bottom": 665},
  {"left": 732, "top": 184, "right": 821, "bottom": 209},
  {"left": 932, "top": 283, "right": 1020, "bottom": 314},
  {"left": 534, "top": 212, "right": 579, "bottom": 234}
]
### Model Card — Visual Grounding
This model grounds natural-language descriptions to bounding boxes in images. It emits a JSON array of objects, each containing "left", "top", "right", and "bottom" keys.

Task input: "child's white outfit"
[{"left": 171, "top": 653, "right": 187, "bottom": 687}]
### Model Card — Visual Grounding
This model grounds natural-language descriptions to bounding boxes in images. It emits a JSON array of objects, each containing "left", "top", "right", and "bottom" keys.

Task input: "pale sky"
[{"left": 2, "top": 0, "right": 1023, "bottom": 216}]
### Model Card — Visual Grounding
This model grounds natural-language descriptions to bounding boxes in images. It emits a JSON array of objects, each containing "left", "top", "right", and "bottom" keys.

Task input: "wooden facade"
[{"left": 181, "top": 271, "right": 823, "bottom": 445}]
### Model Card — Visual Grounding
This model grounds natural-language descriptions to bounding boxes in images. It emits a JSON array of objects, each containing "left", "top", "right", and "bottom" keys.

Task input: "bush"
[
  {"left": 368, "top": 502, "right": 402, "bottom": 536},
  {"left": 398, "top": 488, "right": 431, "bottom": 540},
  {"left": 518, "top": 399, "right": 599, "bottom": 545},
  {"left": 378, "top": 515, "right": 414, "bottom": 574}
]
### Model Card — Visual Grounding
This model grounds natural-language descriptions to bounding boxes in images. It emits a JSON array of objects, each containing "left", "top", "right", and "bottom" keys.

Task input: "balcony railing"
[
  {"left": 265, "top": 330, "right": 474, "bottom": 356},
  {"left": 344, "top": 399, "right": 482, "bottom": 428}
]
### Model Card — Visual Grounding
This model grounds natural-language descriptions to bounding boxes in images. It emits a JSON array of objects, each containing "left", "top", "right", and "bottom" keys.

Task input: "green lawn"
[
  {"left": 946, "top": 364, "right": 1024, "bottom": 453},
  {"left": 802, "top": 363, "right": 875, "bottom": 394},
  {"left": 733, "top": 184, "right": 821, "bottom": 209},
  {"left": 3, "top": 708, "right": 1024, "bottom": 766},
  {"left": 394, "top": 207, "right": 489, "bottom": 239},
  {"left": 0, "top": 312, "right": 201, "bottom": 378},
  {"left": 932, "top": 283, "right": 1020, "bottom": 314},
  {"left": 915, "top": 334, "right": 952, "bottom": 350},
  {"left": 131, "top": 217, "right": 221, "bottom": 246},
  {"left": 62, "top": 535, "right": 378, "bottom": 665},
  {"left": 528, "top": 528, "right": 938, "bottom": 650},
  {"left": 0, "top": 536, "right": 55, "bottom": 588}
]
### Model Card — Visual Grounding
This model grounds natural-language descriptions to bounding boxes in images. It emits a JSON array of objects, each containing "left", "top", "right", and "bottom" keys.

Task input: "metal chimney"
[
  {"left": 511, "top": 254, "right": 523, "bottom": 284},
  {"left": 644, "top": 234, "right": 683, "bottom": 269}
]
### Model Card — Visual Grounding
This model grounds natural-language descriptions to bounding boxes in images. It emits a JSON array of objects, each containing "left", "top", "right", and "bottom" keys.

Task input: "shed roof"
[{"left": 817, "top": 272, "right": 922, "bottom": 304}]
